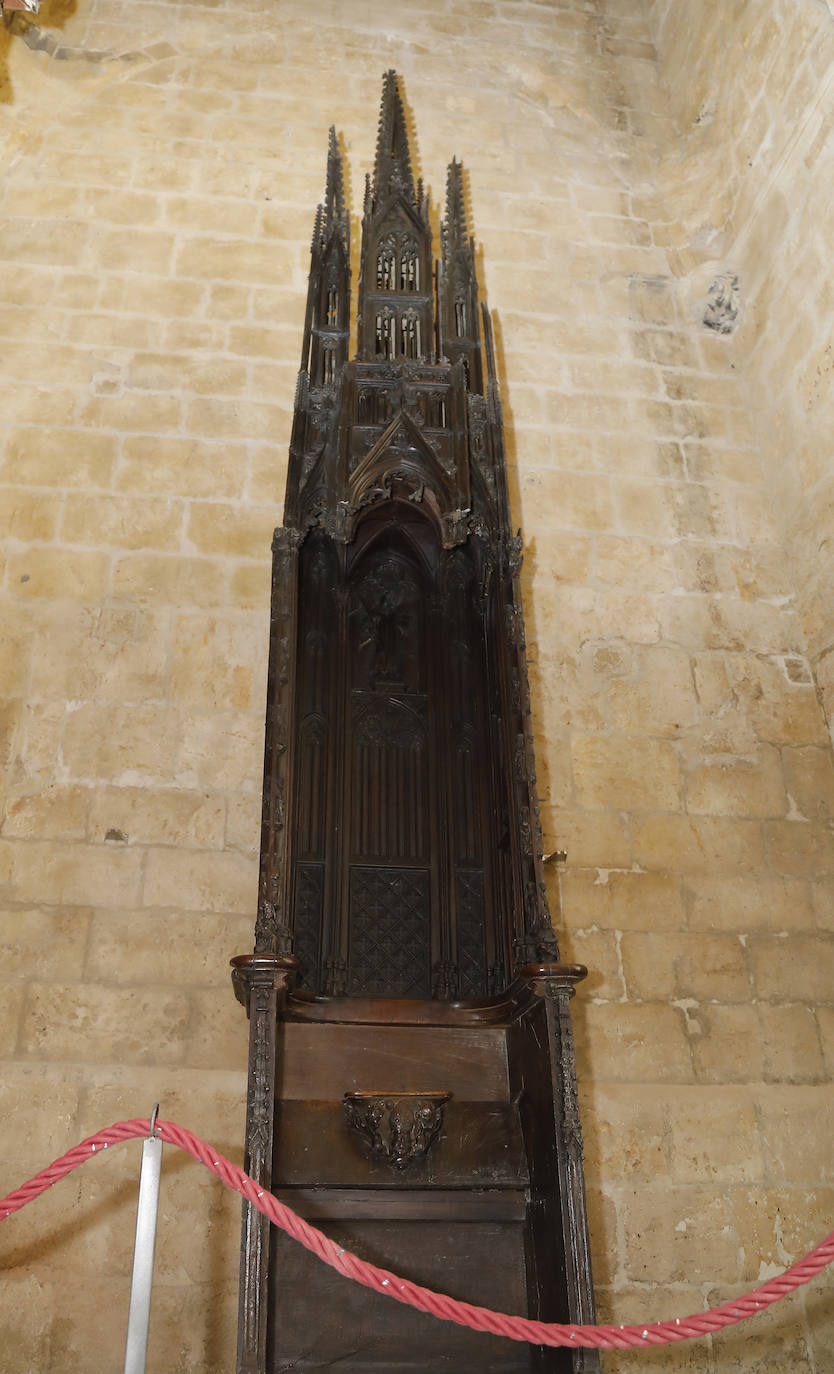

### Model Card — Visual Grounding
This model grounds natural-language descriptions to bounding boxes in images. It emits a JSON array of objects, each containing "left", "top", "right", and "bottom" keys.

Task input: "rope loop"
[{"left": 1, "top": 1117, "right": 832, "bottom": 1352}]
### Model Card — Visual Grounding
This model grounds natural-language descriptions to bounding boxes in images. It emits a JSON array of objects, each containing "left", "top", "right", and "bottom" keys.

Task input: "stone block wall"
[
  {"left": 644, "top": 0, "right": 834, "bottom": 733},
  {"left": 0, "top": 1, "right": 831, "bottom": 1370}
]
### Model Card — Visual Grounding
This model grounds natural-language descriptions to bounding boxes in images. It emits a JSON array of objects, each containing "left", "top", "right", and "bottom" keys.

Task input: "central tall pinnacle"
[{"left": 372, "top": 68, "right": 416, "bottom": 202}]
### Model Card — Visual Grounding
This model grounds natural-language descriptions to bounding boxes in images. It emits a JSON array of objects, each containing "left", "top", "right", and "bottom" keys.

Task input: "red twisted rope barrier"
[{"left": 2, "top": 1117, "right": 832, "bottom": 1352}]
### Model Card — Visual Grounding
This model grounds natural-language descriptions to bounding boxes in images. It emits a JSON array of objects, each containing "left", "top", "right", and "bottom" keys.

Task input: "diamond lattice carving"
[
  {"left": 348, "top": 866, "right": 430, "bottom": 997},
  {"left": 456, "top": 869, "right": 486, "bottom": 998},
  {"left": 294, "top": 862, "right": 323, "bottom": 991}
]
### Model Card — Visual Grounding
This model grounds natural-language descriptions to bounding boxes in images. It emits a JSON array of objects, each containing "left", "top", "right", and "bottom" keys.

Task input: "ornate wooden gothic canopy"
[
  {"left": 232, "top": 72, "right": 600, "bottom": 1374},
  {"left": 256, "top": 70, "right": 559, "bottom": 995}
]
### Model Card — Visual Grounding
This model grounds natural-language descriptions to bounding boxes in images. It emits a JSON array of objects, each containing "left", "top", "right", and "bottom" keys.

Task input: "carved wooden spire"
[
  {"left": 323, "top": 125, "right": 348, "bottom": 250},
  {"left": 358, "top": 72, "right": 434, "bottom": 362},
  {"left": 442, "top": 157, "right": 467, "bottom": 248},
  {"left": 313, "top": 129, "right": 350, "bottom": 387},
  {"left": 372, "top": 68, "right": 416, "bottom": 204},
  {"left": 438, "top": 158, "right": 482, "bottom": 391}
]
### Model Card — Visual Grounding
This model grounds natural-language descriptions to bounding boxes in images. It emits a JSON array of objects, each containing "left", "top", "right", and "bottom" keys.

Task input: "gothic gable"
[{"left": 348, "top": 408, "right": 460, "bottom": 518}]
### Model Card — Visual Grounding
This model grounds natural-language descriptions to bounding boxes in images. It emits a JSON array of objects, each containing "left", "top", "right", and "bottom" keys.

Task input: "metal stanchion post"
[{"left": 123, "top": 1106, "right": 163, "bottom": 1374}]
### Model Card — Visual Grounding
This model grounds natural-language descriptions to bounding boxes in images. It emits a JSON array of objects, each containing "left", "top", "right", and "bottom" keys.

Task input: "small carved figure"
[
  {"left": 703, "top": 271, "right": 740, "bottom": 334},
  {"left": 356, "top": 563, "right": 414, "bottom": 685}
]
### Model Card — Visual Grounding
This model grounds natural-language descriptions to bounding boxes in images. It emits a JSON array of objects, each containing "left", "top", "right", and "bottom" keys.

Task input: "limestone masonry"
[{"left": 0, "top": 1, "right": 832, "bottom": 1371}]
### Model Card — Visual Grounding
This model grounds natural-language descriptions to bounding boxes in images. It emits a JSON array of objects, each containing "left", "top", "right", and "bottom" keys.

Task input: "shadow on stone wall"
[{"left": 1, "top": 0, "right": 78, "bottom": 103}]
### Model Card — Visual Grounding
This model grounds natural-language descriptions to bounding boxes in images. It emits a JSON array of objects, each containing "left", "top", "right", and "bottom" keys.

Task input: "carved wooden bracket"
[{"left": 343, "top": 1090, "right": 451, "bottom": 1169}]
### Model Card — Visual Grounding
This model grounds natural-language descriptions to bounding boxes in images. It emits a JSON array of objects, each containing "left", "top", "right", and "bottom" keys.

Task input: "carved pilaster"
[
  {"left": 257, "top": 529, "right": 303, "bottom": 956},
  {"left": 520, "top": 963, "right": 601, "bottom": 1373},
  {"left": 231, "top": 954, "right": 298, "bottom": 1374}
]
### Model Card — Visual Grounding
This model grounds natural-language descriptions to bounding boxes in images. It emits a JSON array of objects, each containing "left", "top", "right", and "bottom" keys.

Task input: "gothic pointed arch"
[{"left": 348, "top": 408, "right": 459, "bottom": 519}]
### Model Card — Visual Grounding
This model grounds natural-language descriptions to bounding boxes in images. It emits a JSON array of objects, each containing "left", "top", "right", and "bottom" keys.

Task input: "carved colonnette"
[{"left": 230, "top": 954, "right": 298, "bottom": 1373}]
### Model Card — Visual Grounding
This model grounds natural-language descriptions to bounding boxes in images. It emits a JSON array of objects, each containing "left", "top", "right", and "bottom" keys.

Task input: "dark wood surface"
[
  {"left": 278, "top": 1022, "right": 510, "bottom": 1101},
  {"left": 272, "top": 1099, "right": 527, "bottom": 1188},
  {"left": 255, "top": 74, "right": 559, "bottom": 993},
  {"left": 273, "top": 1188, "right": 527, "bottom": 1222},
  {"left": 268, "top": 1221, "right": 532, "bottom": 1372},
  {"left": 234, "top": 72, "right": 601, "bottom": 1373}
]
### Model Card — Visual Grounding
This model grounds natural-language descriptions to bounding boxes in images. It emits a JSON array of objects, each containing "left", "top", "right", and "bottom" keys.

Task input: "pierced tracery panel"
[
  {"left": 400, "top": 241, "right": 420, "bottom": 292},
  {"left": 348, "top": 865, "right": 431, "bottom": 997},
  {"left": 375, "top": 309, "right": 395, "bottom": 359},
  {"left": 293, "top": 861, "right": 323, "bottom": 992},
  {"left": 456, "top": 868, "right": 487, "bottom": 998},
  {"left": 401, "top": 310, "right": 420, "bottom": 359},
  {"left": 377, "top": 237, "right": 396, "bottom": 291}
]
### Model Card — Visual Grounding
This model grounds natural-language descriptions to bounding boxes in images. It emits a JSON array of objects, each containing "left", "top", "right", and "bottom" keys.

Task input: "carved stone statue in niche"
[{"left": 231, "top": 72, "right": 601, "bottom": 1374}]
